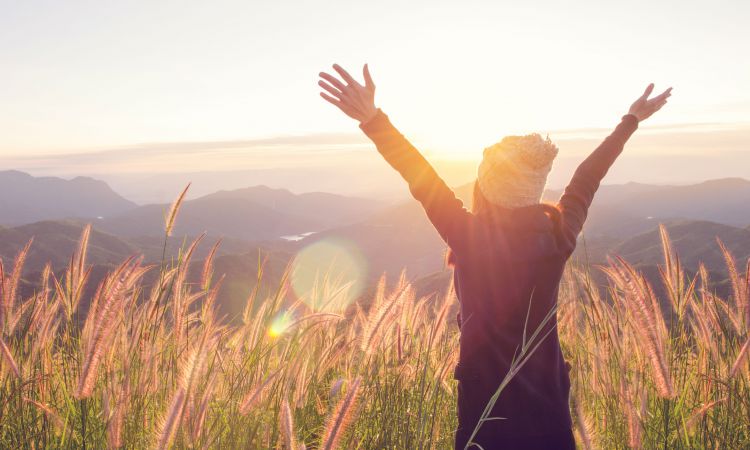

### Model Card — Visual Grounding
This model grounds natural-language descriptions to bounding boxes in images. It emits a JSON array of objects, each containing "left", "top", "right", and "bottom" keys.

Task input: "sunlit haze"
[{"left": 1, "top": 0, "right": 749, "bottom": 200}]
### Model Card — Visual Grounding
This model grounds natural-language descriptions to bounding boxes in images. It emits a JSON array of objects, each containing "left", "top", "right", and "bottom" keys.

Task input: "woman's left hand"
[{"left": 319, "top": 64, "right": 378, "bottom": 124}]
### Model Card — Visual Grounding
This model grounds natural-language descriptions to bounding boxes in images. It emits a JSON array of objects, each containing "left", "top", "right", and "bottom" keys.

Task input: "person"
[{"left": 318, "top": 63, "right": 671, "bottom": 450}]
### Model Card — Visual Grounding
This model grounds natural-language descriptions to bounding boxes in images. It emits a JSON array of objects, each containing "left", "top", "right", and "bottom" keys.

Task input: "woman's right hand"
[
  {"left": 318, "top": 64, "right": 378, "bottom": 124},
  {"left": 628, "top": 83, "right": 673, "bottom": 122}
]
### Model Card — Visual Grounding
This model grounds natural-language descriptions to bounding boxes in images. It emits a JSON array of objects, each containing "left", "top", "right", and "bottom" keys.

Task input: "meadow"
[{"left": 0, "top": 195, "right": 748, "bottom": 449}]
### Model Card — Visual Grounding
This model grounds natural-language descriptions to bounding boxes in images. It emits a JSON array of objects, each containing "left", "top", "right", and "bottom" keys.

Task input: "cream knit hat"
[{"left": 477, "top": 134, "right": 558, "bottom": 208}]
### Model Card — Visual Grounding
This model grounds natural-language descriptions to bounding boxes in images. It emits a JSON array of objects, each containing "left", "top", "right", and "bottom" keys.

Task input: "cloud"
[
  {"left": 2, "top": 122, "right": 749, "bottom": 187},
  {"left": 1, "top": 132, "right": 373, "bottom": 174},
  {"left": 551, "top": 122, "right": 750, "bottom": 156}
]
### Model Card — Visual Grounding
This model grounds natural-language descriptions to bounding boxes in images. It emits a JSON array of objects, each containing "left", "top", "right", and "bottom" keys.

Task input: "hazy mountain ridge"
[
  {"left": 603, "top": 178, "right": 750, "bottom": 227},
  {"left": 98, "top": 197, "right": 322, "bottom": 241},
  {"left": 6, "top": 169, "right": 750, "bottom": 245},
  {"left": 549, "top": 177, "right": 750, "bottom": 237},
  {"left": 3, "top": 171, "right": 750, "bottom": 314},
  {"left": 199, "top": 185, "right": 383, "bottom": 228},
  {"left": 98, "top": 185, "right": 383, "bottom": 241},
  {"left": 0, "top": 170, "right": 137, "bottom": 225},
  {"left": 612, "top": 220, "right": 750, "bottom": 271},
  {"left": 0, "top": 220, "right": 137, "bottom": 273},
  {"left": 0, "top": 172, "right": 385, "bottom": 239},
  {"left": 0, "top": 220, "right": 268, "bottom": 277}
]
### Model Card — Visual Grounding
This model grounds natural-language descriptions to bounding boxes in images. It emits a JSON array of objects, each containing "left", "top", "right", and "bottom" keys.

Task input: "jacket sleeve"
[
  {"left": 557, "top": 114, "right": 639, "bottom": 252},
  {"left": 360, "top": 109, "right": 472, "bottom": 250}
]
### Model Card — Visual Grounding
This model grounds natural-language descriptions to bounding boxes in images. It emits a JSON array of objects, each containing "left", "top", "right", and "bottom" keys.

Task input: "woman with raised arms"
[{"left": 319, "top": 63, "right": 671, "bottom": 449}]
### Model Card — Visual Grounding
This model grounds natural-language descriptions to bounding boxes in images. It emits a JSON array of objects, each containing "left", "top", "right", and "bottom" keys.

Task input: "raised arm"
[
  {"left": 318, "top": 64, "right": 471, "bottom": 248},
  {"left": 558, "top": 84, "right": 672, "bottom": 251}
]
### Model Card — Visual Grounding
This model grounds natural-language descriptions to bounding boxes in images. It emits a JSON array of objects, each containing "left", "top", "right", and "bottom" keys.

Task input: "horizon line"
[{"left": 2, "top": 120, "right": 750, "bottom": 161}]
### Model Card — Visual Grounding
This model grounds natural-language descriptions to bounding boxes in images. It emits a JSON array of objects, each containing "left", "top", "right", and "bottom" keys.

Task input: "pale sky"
[{"left": 1, "top": 0, "right": 749, "bottom": 167}]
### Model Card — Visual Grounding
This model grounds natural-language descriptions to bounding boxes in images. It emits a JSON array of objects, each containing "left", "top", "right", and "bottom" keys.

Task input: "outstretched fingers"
[
  {"left": 363, "top": 64, "right": 375, "bottom": 89},
  {"left": 318, "top": 80, "right": 344, "bottom": 99},
  {"left": 318, "top": 63, "right": 378, "bottom": 122},
  {"left": 319, "top": 72, "right": 347, "bottom": 92},
  {"left": 653, "top": 87, "right": 673, "bottom": 102},
  {"left": 640, "top": 83, "right": 655, "bottom": 100},
  {"left": 629, "top": 83, "right": 673, "bottom": 121},
  {"left": 650, "top": 87, "right": 673, "bottom": 111},
  {"left": 320, "top": 92, "right": 341, "bottom": 107},
  {"left": 333, "top": 64, "right": 359, "bottom": 87}
]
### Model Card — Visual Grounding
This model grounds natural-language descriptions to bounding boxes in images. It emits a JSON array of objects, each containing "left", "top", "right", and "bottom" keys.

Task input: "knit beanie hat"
[{"left": 477, "top": 133, "right": 558, "bottom": 208}]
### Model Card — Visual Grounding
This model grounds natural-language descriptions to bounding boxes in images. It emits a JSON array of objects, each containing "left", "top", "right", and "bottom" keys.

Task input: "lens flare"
[
  {"left": 268, "top": 311, "right": 294, "bottom": 338},
  {"left": 291, "top": 238, "right": 367, "bottom": 312}
]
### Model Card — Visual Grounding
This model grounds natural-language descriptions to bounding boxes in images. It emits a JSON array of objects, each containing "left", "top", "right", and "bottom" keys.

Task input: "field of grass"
[{"left": 0, "top": 198, "right": 748, "bottom": 448}]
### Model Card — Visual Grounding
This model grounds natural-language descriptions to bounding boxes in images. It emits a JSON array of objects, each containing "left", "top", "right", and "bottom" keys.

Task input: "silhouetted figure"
[{"left": 319, "top": 64, "right": 671, "bottom": 449}]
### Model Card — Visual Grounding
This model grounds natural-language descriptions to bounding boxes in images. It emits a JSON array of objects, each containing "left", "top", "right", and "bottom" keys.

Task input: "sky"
[{"left": 1, "top": 0, "right": 749, "bottom": 199}]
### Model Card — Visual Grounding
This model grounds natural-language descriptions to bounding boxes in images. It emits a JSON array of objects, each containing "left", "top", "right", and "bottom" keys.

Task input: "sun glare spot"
[
  {"left": 290, "top": 238, "right": 367, "bottom": 313},
  {"left": 268, "top": 312, "right": 293, "bottom": 338}
]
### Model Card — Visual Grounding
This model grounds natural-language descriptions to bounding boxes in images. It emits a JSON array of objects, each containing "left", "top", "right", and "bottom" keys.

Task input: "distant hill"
[
  {"left": 608, "top": 178, "right": 750, "bottom": 227},
  {"left": 98, "top": 198, "right": 318, "bottom": 241},
  {"left": 576, "top": 205, "right": 666, "bottom": 240},
  {"left": 98, "top": 186, "right": 383, "bottom": 241},
  {"left": 291, "top": 178, "right": 750, "bottom": 283},
  {"left": 298, "top": 201, "right": 447, "bottom": 281},
  {"left": 0, "top": 170, "right": 137, "bottom": 225},
  {"left": 0, "top": 220, "right": 288, "bottom": 322},
  {"left": 612, "top": 220, "right": 750, "bottom": 272},
  {"left": 0, "top": 220, "right": 265, "bottom": 276},
  {"left": 198, "top": 185, "right": 382, "bottom": 228},
  {"left": 0, "top": 220, "right": 137, "bottom": 274},
  {"left": 564, "top": 219, "right": 747, "bottom": 303},
  {"left": 3, "top": 174, "right": 750, "bottom": 318},
  {"left": 452, "top": 178, "right": 750, "bottom": 236},
  {"left": 546, "top": 178, "right": 750, "bottom": 237}
]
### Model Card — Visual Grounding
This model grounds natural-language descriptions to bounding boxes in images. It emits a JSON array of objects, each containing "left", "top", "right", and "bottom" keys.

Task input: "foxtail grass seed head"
[{"left": 165, "top": 183, "right": 191, "bottom": 237}]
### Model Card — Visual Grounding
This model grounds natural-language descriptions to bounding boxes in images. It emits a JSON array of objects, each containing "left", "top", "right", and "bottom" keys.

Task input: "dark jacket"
[{"left": 360, "top": 110, "right": 638, "bottom": 440}]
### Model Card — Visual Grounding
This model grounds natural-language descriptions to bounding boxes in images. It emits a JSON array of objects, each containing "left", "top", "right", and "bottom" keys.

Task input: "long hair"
[{"left": 445, "top": 181, "right": 560, "bottom": 267}]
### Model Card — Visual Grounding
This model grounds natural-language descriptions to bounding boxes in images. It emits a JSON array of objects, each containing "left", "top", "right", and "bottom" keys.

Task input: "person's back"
[
  {"left": 318, "top": 64, "right": 671, "bottom": 449},
  {"left": 450, "top": 204, "right": 573, "bottom": 439}
]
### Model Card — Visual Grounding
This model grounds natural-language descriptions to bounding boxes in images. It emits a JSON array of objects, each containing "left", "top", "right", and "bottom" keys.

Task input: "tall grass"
[{"left": 0, "top": 222, "right": 748, "bottom": 448}]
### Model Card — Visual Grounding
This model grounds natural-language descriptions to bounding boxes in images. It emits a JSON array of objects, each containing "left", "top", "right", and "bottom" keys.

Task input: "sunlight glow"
[
  {"left": 2, "top": 1, "right": 749, "bottom": 159},
  {"left": 290, "top": 238, "right": 367, "bottom": 313},
  {"left": 268, "top": 311, "right": 294, "bottom": 338}
]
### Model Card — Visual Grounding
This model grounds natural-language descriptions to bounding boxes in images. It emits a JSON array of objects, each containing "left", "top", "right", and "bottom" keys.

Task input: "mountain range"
[
  {"left": 0, "top": 170, "right": 136, "bottom": 224},
  {"left": 96, "top": 185, "right": 382, "bottom": 241},
  {"left": 3, "top": 170, "right": 750, "bottom": 314}
]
